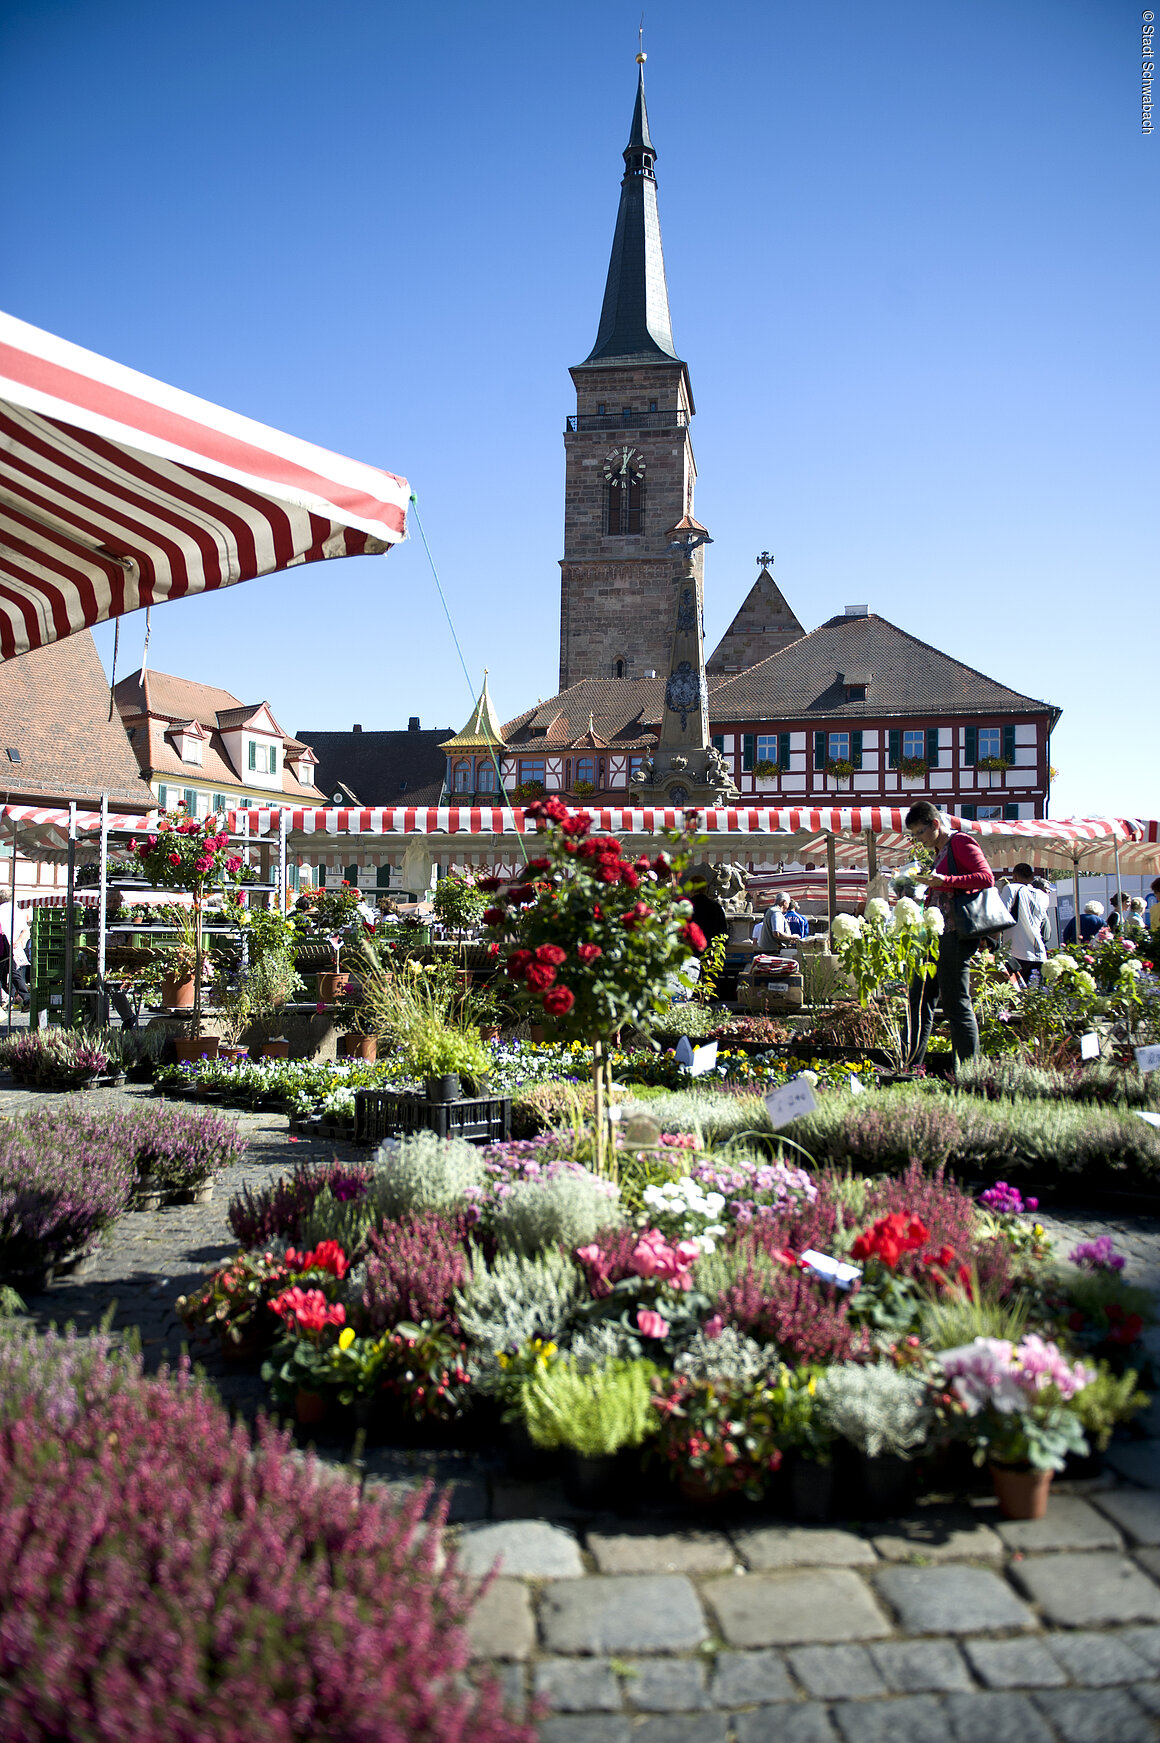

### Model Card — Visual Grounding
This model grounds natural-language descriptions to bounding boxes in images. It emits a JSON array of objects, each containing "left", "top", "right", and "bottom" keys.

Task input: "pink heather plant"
[
  {"left": 0, "top": 1338, "right": 532, "bottom": 1743},
  {"left": 360, "top": 1211, "right": 473, "bottom": 1333},
  {"left": 980, "top": 1180, "right": 1039, "bottom": 1216},
  {"left": 228, "top": 1157, "right": 374, "bottom": 1247}
]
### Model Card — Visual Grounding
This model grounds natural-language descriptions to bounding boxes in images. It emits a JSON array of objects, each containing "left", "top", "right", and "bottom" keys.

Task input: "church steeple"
[{"left": 582, "top": 56, "right": 682, "bottom": 367}]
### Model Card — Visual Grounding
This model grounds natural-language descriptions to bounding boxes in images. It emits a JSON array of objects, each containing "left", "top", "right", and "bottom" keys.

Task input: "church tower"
[{"left": 559, "top": 56, "right": 700, "bottom": 692}]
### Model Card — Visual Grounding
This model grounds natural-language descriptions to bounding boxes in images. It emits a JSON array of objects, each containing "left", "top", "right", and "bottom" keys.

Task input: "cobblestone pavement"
[{"left": 5, "top": 1076, "right": 1160, "bottom": 1740}]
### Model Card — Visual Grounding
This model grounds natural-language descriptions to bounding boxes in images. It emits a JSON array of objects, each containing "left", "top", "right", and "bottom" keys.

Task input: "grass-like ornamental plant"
[
  {"left": 520, "top": 1354, "right": 658, "bottom": 1457},
  {"left": 0, "top": 1329, "right": 531, "bottom": 1743}
]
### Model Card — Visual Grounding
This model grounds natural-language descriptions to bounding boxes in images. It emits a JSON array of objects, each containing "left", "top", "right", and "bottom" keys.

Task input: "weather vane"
[{"left": 637, "top": 14, "right": 645, "bottom": 62}]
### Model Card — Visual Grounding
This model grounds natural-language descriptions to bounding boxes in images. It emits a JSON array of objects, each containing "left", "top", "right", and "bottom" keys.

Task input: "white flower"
[
  {"left": 924, "top": 907, "right": 945, "bottom": 936},
  {"left": 1054, "top": 953, "right": 1077, "bottom": 973},
  {"left": 892, "top": 896, "right": 923, "bottom": 930},
  {"left": 1120, "top": 960, "right": 1143, "bottom": 977},
  {"left": 831, "top": 913, "right": 863, "bottom": 942},
  {"left": 1076, "top": 971, "right": 1096, "bottom": 994},
  {"left": 1041, "top": 958, "right": 1063, "bottom": 982},
  {"left": 865, "top": 896, "right": 892, "bottom": 925},
  {"left": 798, "top": 1069, "right": 819, "bottom": 1087}
]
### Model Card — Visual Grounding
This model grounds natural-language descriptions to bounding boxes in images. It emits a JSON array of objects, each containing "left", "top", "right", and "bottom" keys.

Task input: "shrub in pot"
[
  {"left": 814, "top": 1361, "right": 931, "bottom": 1517},
  {"left": 518, "top": 1353, "right": 657, "bottom": 1507}
]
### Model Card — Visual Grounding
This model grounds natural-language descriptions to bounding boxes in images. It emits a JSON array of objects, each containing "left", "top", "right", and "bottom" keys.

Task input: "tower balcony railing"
[{"left": 566, "top": 409, "right": 689, "bottom": 434}]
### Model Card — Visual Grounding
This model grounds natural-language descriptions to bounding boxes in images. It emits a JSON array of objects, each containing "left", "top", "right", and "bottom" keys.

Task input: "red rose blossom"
[
  {"left": 507, "top": 949, "right": 533, "bottom": 980},
  {"left": 576, "top": 943, "right": 603, "bottom": 963},
  {"left": 535, "top": 943, "right": 567, "bottom": 966},
  {"left": 525, "top": 961, "right": 557, "bottom": 991},
  {"left": 477, "top": 876, "right": 503, "bottom": 892},
  {"left": 541, "top": 985, "right": 575, "bottom": 1016},
  {"left": 681, "top": 922, "right": 707, "bottom": 952},
  {"left": 482, "top": 907, "right": 505, "bottom": 925}
]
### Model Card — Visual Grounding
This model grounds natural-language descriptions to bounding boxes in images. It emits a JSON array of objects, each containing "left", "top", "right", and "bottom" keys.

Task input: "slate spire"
[{"left": 583, "top": 56, "right": 682, "bottom": 366}]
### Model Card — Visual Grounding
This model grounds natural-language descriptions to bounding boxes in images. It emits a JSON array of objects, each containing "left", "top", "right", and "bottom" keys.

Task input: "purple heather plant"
[
  {"left": 359, "top": 1211, "right": 473, "bottom": 1333},
  {"left": 1069, "top": 1236, "right": 1127, "bottom": 1273},
  {"left": 0, "top": 1122, "right": 136, "bottom": 1274},
  {"left": 228, "top": 1157, "right": 374, "bottom": 1248},
  {"left": 0, "top": 1338, "right": 532, "bottom": 1743},
  {"left": 980, "top": 1180, "right": 1039, "bottom": 1216}
]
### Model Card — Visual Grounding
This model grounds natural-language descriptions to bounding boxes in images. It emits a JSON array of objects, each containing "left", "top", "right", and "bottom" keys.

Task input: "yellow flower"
[
  {"left": 338, "top": 1327, "right": 356, "bottom": 1351},
  {"left": 807, "top": 1376, "right": 816, "bottom": 1394},
  {"left": 1033, "top": 1223, "right": 1044, "bottom": 1238}
]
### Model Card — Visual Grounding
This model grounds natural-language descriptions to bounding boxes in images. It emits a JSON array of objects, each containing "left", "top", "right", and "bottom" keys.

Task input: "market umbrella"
[{"left": 0, "top": 310, "right": 409, "bottom": 659}]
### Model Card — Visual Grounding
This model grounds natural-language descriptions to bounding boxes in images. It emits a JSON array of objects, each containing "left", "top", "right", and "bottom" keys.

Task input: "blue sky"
[{"left": 1, "top": 0, "right": 1155, "bottom": 817}]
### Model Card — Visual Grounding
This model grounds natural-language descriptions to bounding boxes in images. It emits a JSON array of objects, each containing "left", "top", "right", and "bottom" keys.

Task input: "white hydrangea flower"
[
  {"left": 798, "top": 1069, "right": 819, "bottom": 1087},
  {"left": 924, "top": 907, "right": 945, "bottom": 936},
  {"left": 1120, "top": 959, "right": 1142, "bottom": 977},
  {"left": 865, "top": 896, "right": 892, "bottom": 925},
  {"left": 1076, "top": 971, "right": 1097, "bottom": 994},
  {"left": 892, "top": 896, "right": 923, "bottom": 929},
  {"left": 831, "top": 913, "right": 863, "bottom": 942},
  {"left": 1041, "top": 958, "right": 1063, "bottom": 982},
  {"left": 1053, "top": 953, "right": 1077, "bottom": 973}
]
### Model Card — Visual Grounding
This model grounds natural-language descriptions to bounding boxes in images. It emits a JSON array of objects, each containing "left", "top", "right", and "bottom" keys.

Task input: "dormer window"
[
  {"left": 248, "top": 741, "right": 278, "bottom": 774},
  {"left": 846, "top": 685, "right": 867, "bottom": 702}
]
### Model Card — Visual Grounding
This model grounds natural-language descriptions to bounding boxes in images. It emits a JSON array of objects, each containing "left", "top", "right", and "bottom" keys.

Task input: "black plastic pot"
[
  {"left": 855, "top": 1451, "right": 918, "bottom": 1519},
  {"left": 786, "top": 1452, "right": 835, "bottom": 1523},
  {"left": 425, "top": 1073, "right": 461, "bottom": 1103},
  {"left": 562, "top": 1447, "right": 642, "bottom": 1511}
]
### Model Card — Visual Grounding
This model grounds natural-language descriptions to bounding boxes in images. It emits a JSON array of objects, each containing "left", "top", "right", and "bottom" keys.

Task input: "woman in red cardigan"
[{"left": 904, "top": 800, "right": 995, "bottom": 1067}]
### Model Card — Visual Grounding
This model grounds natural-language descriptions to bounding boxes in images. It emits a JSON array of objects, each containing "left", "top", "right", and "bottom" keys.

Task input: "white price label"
[
  {"left": 1080, "top": 1031, "right": 1100, "bottom": 1061},
  {"left": 690, "top": 1042, "right": 719, "bottom": 1078},
  {"left": 1135, "top": 1111, "right": 1160, "bottom": 1128},
  {"left": 800, "top": 1248, "right": 862, "bottom": 1291},
  {"left": 763, "top": 1078, "right": 818, "bottom": 1128},
  {"left": 674, "top": 1036, "right": 695, "bottom": 1067},
  {"left": 1136, "top": 1045, "right": 1160, "bottom": 1076},
  {"left": 848, "top": 1073, "right": 864, "bottom": 1095}
]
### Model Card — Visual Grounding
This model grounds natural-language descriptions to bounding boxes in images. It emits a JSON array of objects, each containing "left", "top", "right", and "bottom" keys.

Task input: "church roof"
[
  {"left": 707, "top": 613, "right": 1061, "bottom": 722},
  {"left": 440, "top": 673, "right": 505, "bottom": 750},
  {"left": 707, "top": 563, "right": 806, "bottom": 674},
  {"left": 578, "top": 60, "right": 684, "bottom": 370}
]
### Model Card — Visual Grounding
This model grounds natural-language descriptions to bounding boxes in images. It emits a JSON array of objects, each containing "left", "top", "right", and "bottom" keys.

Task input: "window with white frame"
[
  {"left": 756, "top": 735, "right": 779, "bottom": 766},
  {"left": 903, "top": 729, "right": 925, "bottom": 759},
  {"left": 452, "top": 761, "right": 472, "bottom": 793},
  {"left": 977, "top": 728, "right": 1002, "bottom": 761},
  {"left": 575, "top": 757, "right": 595, "bottom": 786},
  {"left": 828, "top": 732, "right": 850, "bottom": 762},
  {"left": 247, "top": 741, "right": 278, "bottom": 774},
  {"left": 476, "top": 762, "right": 497, "bottom": 793}
]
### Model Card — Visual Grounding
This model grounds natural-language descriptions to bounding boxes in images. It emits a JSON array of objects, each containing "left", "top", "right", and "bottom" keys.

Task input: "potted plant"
[
  {"left": 519, "top": 1354, "right": 657, "bottom": 1509},
  {"left": 131, "top": 808, "right": 240, "bottom": 1044},
  {"left": 898, "top": 755, "right": 928, "bottom": 780},
  {"left": 335, "top": 988, "right": 377, "bottom": 1061},
  {"left": 652, "top": 1370, "right": 787, "bottom": 1505},
  {"left": 814, "top": 1361, "right": 931, "bottom": 1517},
  {"left": 938, "top": 1335, "right": 1095, "bottom": 1518},
  {"left": 826, "top": 758, "right": 855, "bottom": 787},
  {"left": 753, "top": 758, "right": 778, "bottom": 781},
  {"left": 403, "top": 1018, "right": 493, "bottom": 1101}
]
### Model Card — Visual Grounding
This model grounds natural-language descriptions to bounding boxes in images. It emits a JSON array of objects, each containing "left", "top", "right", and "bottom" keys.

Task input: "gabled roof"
[
  {"left": 215, "top": 702, "right": 283, "bottom": 734},
  {"left": 0, "top": 631, "right": 152, "bottom": 808},
  {"left": 440, "top": 673, "right": 505, "bottom": 751},
  {"left": 113, "top": 667, "right": 324, "bottom": 797},
  {"left": 297, "top": 727, "right": 453, "bottom": 807},
  {"left": 707, "top": 563, "right": 806, "bottom": 675},
  {"left": 503, "top": 677, "right": 665, "bottom": 749},
  {"left": 114, "top": 668, "right": 244, "bottom": 727},
  {"left": 707, "top": 613, "right": 1061, "bottom": 722}
]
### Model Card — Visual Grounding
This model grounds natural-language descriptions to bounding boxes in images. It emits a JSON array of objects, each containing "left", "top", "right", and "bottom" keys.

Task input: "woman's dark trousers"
[{"left": 907, "top": 929, "right": 980, "bottom": 1067}]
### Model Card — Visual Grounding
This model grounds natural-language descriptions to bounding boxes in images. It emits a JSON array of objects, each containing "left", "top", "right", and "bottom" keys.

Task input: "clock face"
[{"left": 603, "top": 445, "right": 646, "bottom": 487}]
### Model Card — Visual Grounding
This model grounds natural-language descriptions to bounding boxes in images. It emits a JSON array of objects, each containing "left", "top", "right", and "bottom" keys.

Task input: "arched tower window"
[
  {"left": 614, "top": 658, "right": 625, "bottom": 679},
  {"left": 452, "top": 760, "right": 472, "bottom": 793},
  {"left": 606, "top": 473, "right": 644, "bottom": 535},
  {"left": 476, "top": 761, "right": 497, "bottom": 793}
]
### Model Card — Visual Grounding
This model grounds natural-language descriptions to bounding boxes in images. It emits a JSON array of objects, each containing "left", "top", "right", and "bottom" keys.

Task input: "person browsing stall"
[{"left": 904, "top": 802, "right": 996, "bottom": 1068}]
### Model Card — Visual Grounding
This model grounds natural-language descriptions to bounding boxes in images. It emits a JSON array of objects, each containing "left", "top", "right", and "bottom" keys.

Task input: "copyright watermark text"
[{"left": 1144, "top": 10, "right": 1155, "bottom": 133}]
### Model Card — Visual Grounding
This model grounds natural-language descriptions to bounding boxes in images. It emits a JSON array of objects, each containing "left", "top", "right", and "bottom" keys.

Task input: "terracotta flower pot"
[
  {"left": 342, "top": 1033, "right": 377, "bottom": 1061},
  {"left": 161, "top": 972, "right": 196, "bottom": 1008},
  {"left": 295, "top": 1387, "right": 327, "bottom": 1425},
  {"left": 261, "top": 1040, "right": 291, "bottom": 1060},
  {"left": 529, "top": 1025, "right": 546, "bottom": 1044},
  {"left": 478, "top": 1026, "right": 500, "bottom": 1043},
  {"left": 317, "top": 971, "right": 350, "bottom": 1002},
  {"left": 990, "top": 1462, "right": 1053, "bottom": 1520},
  {"left": 173, "top": 1035, "right": 219, "bottom": 1063}
]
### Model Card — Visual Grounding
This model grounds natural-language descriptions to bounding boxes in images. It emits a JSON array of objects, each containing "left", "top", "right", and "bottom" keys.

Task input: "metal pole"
[
  {"left": 1114, "top": 838, "right": 1124, "bottom": 936},
  {"left": 1071, "top": 850, "right": 1081, "bottom": 955},
  {"left": 64, "top": 801, "right": 76, "bottom": 1027},
  {"left": 97, "top": 794, "right": 108, "bottom": 996},
  {"left": 278, "top": 808, "right": 288, "bottom": 914},
  {"left": 826, "top": 831, "right": 838, "bottom": 938},
  {"left": 6, "top": 820, "right": 16, "bottom": 1034}
]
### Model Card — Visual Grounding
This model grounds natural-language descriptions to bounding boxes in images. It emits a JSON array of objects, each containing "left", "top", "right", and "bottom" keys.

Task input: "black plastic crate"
[{"left": 355, "top": 1088, "right": 511, "bottom": 1146}]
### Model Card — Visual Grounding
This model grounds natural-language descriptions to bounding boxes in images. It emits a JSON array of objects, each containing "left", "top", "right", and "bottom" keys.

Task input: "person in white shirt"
[
  {"left": 756, "top": 895, "right": 792, "bottom": 953},
  {"left": 1001, "top": 863, "right": 1051, "bottom": 982}
]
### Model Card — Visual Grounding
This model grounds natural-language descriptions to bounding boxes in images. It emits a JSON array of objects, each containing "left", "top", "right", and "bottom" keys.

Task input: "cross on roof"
[{"left": 757, "top": 551, "right": 774, "bottom": 569}]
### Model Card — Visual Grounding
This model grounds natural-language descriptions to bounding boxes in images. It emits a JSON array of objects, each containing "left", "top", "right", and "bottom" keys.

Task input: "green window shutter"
[
  {"left": 1003, "top": 724, "right": 1016, "bottom": 764},
  {"left": 925, "top": 728, "right": 939, "bottom": 767},
  {"left": 317, "top": 866, "right": 326, "bottom": 886},
  {"left": 778, "top": 732, "right": 791, "bottom": 769},
  {"left": 851, "top": 730, "right": 863, "bottom": 769},
  {"left": 345, "top": 864, "right": 358, "bottom": 886},
  {"left": 964, "top": 726, "right": 977, "bottom": 766},
  {"left": 183, "top": 787, "right": 198, "bottom": 814},
  {"left": 814, "top": 731, "right": 826, "bottom": 770},
  {"left": 376, "top": 864, "right": 391, "bottom": 889},
  {"left": 156, "top": 784, "right": 168, "bottom": 809},
  {"left": 742, "top": 734, "right": 755, "bottom": 772},
  {"left": 960, "top": 804, "right": 977, "bottom": 820},
  {"left": 247, "top": 741, "right": 256, "bottom": 770},
  {"left": 1004, "top": 803, "right": 1019, "bottom": 820},
  {"left": 888, "top": 729, "right": 901, "bottom": 769},
  {"left": 711, "top": 734, "right": 725, "bottom": 754}
]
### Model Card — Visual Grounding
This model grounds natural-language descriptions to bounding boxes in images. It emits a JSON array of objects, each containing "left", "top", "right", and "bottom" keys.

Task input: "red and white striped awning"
[
  {"left": 0, "top": 310, "right": 409, "bottom": 659},
  {"left": 217, "top": 805, "right": 1157, "bottom": 872},
  {"left": 0, "top": 802, "right": 146, "bottom": 855}
]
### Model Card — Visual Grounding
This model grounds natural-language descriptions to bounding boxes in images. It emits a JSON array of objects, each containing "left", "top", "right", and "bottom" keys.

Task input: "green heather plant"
[
  {"left": 919, "top": 1284, "right": 1031, "bottom": 1351},
  {"left": 1069, "top": 1361, "right": 1149, "bottom": 1450},
  {"left": 814, "top": 1362, "right": 931, "bottom": 1460},
  {"left": 491, "top": 1170, "right": 624, "bottom": 1256},
  {"left": 370, "top": 1131, "right": 487, "bottom": 1219},
  {"left": 454, "top": 1246, "right": 587, "bottom": 1388},
  {"left": 520, "top": 1354, "right": 658, "bottom": 1457},
  {"left": 674, "top": 1324, "right": 775, "bottom": 1388}
]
